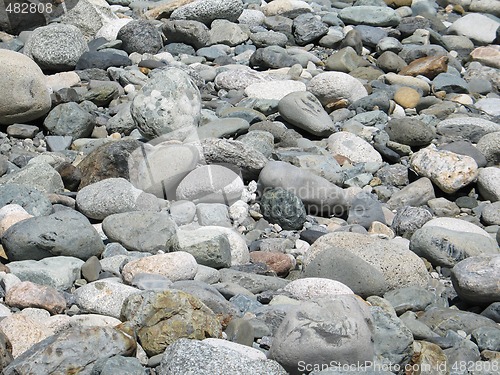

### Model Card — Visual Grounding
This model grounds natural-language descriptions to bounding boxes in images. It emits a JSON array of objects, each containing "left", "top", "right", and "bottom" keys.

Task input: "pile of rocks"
[{"left": 0, "top": 0, "right": 499, "bottom": 373}]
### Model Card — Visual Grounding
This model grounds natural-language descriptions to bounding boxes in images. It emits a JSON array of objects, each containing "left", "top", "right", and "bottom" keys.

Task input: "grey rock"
[
  {"left": 385, "top": 118, "right": 435, "bottom": 147},
  {"left": 158, "top": 338, "right": 286, "bottom": 375},
  {"left": 481, "top": 302, "right": 500, "bottom": 323},
  {"left": 278, "top": 91, "right": 335, "bottom": 136},
  {"left": 476, "top": 131, "right": 500, "bottom": 166},
  {"left": 237, "top": 131, "right": 274, "bottom": 158},
  {"left": 75, "top": 279, "right": 140, "bottom": 319},
  {"left": 383, "top": 287, "right": 437, "bottom": 315},
  {"left": 376, "top": 51, "right": 407, "bottom": 73},
  {"left": 410, "top": 227, "right": 499, "bottom": 267},
  {"left": 347, "top": 193, "right": 386, "bottom": 229},
  {"left": 81, "top": 256, "right": 101, "bottom": 283},
  {"left": 326, "top": 47, "right": 367, "bottom": 73},
  {"left": 130, "top": 68, "right": 201, "bottom": 139},
  {"left": 6, "top": 124, "right": 39, "bottom": 139},
  {"left": 105, "top": 103, "right": 136, "bottom": 135},
  {"left": 0, "top": 156, "right": 8, "bottom": 177},
  {"left": 131, "top": 273, "right": 173, "bottom": 291},
  {"left": 162, "top": 20, "right": 210, "bottom": 49},
  {"left": 2, "top": 326, "right": 135, "bottom": 375},
  {"left": 399, "top": 312, "right": 440, "bottom": 342},
  {"left": 307, "top": 71, "right": 368, "bottom": 106},
  {"left": 433, "top": 73, "right": 469, "bottom": 94},
  {"left": 170, "top": 200, "right": 196, "bottom": 226},
  {"left": 436, "top": 117, "right": 500, "bottom": 143},
  {"left": 477, "top": 167, "right": 500, "bottom": 202},
  {"left": 102, "top": 212, "right": 177, "bottom": 253},
  {"left": 91, "top": 355, "right": 145, "bottom": 375},
  {"left": 197, "top": 118, "right": 250, "bottom": 139},
  {"left": 427, "top": 197, "right": 460, "bottom": 217},
  {"left": 176, "top": 164, "right": 244, "bottom": 205},
  {"left": 117, "top": 20, "right": 162, "bottom": 54},
  {"left": 451, "top": 255, "right": 500, "bottom": 305},
  {"left": 293, "top": 13, "right": 328, "bottom": 45},
  {"left": 439, "top": 141, "right": 487, "bottom": 168},
  {"left": 7, "top": 256, "right": 84, "bottom": 290},
  {"left": 0, "top": 184, "right": 53, "bottom": 216},
  {"left": 2, "top": 209, "right": 104, "bottom": 261},
  {"left": 170, "top": 0, "right": 244, "bottom": 25},
  {"left": 23, "top": 24, "right": 88, "bottom": 70},
  {"left": 219, "top": 269, "right": 289, "bottom": 294},
  {"left": 45, "top": 136, "right": 73, "bottom": 152},
  {"left": 471, "top": 326, "right": 500, "bottom": 352},
  {"left": 250, "top": 31, "right": 288, "bottom": 48},
  {"left": 482, "top": 202, "right": 500, "bottom": 226},
  {"left": 209, "top": 20, "right": 249, "bottom": 46},
  {"left": 225, "top": 317, "right": 254, "bottom": 347},
  {"left": 447, "top": 13, "right": 500, "bottom": 45},
  {"left": 341, "top": 29, "right": 363, "bottom": 54},
  {"left": 417, "top": 307, "right": 498, "bottom": 335},
  {"left": 260, "top": 188, "right": 306, "bottom": 230},
  {"left": 339, "top": 6, "right": 401, "bottom": 27},
  {"left": 258, "top": 161, "right": 348, "bottom": 216},
  {"left": 43, "top": 102, "right": 95, "bottom": 140},
  {"left": 215, "top": 69, "right": 271, "bottom": 91},
  {"left": 269, "top": 295, "right": 374, "bottom": 375},
  {"left": 0, "top": 163, "right": 64, "bottom": 194},
  {"left": 76, "top": 178, "right": 160, "bottom": 220},
  {"left": 328, "top": 132, "right": 382, "bottom": 164},
  {"left": 370, "top": 306, "right": 413, "bottom": 369},
  {"left": 391, "top": 206, "right": 432, "bottom": 239},
  {"left": 250, "top": 46, "right": 300, "bottom": 69}
]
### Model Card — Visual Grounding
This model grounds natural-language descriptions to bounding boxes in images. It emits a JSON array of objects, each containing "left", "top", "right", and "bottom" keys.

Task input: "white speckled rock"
[
  {"left": 477, "top": 167, "right": 500, "bottom": 202},
  {"left": 327, "top": 132, "right": 382, "bottom": 164},
  {"left": 410, "top": 146, "right": 478, "bottom": 194},
  {"left": 203, "top": 338, "right": 267, "bottom": 360},
  {"left": 307, "top": 71, "right": 368, "bottom": 105},
  {"left": 262, "top": 0, "right": 312, "bottom": 18},
  {"left": 121, "top": 252, "right": 198, "bottom": 284},
  {"left": 74, "top": 279, "right": 140, "bottom": 319},
  {"left": 283, "top": 278, "right": 354, "bottom": 301},
  {"left": 214, "top": 67, "right": 271, "bottom": 91}
]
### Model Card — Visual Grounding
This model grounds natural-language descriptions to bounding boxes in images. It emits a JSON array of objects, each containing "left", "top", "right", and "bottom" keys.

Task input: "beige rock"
[
  {"left": 249, "top": 251, "right": 294, "bottom": 276},
  {"left": 5, "top": 281, "right": 66, "bottom": 315},
  {"left": 410, "top": 341, "right": 449, "bottom": 374},
  {"left": 383, "top": 72, "right": 431, "bottom": 95},
  {"left": 283, "top": 278, "right": 353, "bottom": 300},
  {"left": 0, "top": 205, "right": 33, "bottom": 237},
  {"left": 400, "top": 55, "right": 448, "bottom": 80},
  {"left": 470, "top": 45, "right": 500, "bottom": 69},
  {"left": 122, "top": 251, "right": 198, "bottom": 284},
  {"left": 393, "top": 86, "right": 421, "bottom": 109}
]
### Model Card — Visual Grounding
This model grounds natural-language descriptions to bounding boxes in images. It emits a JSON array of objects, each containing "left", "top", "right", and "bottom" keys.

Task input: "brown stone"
[
  {"left": 384, "top": 0, "right": 412, "bottom": 7},
  {"left": 144, "top": 0, "right": 196, "bottom": 20},
  {"left": 0, "top": 329, "right": 13, "bottom": 371},
  {"left": 394, "top": 86, "right": 421, "bottom": 109},
  {"left": 400, "top": 55, "right": 448, "bottom": 80},
  {"left": 470, "top": 46, "right": 500, "bottom": 69},
  {"left": 5, "top": 281, "right": 66, "bottom": 315},
  {"left": 250, "top": 251, "right": 294, "bottom": 277},
  {"left": 409, "top": 341, "right": 448, "bottom": 374}
]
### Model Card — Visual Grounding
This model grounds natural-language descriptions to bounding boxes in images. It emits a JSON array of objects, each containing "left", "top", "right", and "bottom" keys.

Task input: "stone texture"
[
  {"left": 307, "top": 72, "right": 368, "bottom": 105},
  {"left": 328, "top": 132, "right": 382, "bottom": 164},
  {"left": 260, "top": 187, "right": 306, "bottom": 230},
  {"left": 477, "top": 167, "right": 500, "bottom": 202},
  {"left": 121, "top": 289, "right": 222, "bottom": 356},
  {"left": 170, "top": 0, "right": 244, "bottom": 24},
  {"left": 5, "top": 281, "right": 66, "bottom": 315}
]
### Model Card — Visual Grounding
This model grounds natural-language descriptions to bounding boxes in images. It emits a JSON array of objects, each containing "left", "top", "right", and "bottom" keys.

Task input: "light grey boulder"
[
  {"left": 386, "top": 177, "right": 435, "bottom": 210},
  {"left": 476, "top": 131, "right": 500, "bottom": 166},
  {"left": 102, "top": 211, "right": 177, "bottom": 253},
  {"left": 130, "top": 68, "right": 201, "bottom": 139},
  {"left": 451, "top": 255, "right": 500, "bottom": 305},
  {"left": 0, "top": 50, "right": 51, "bottom": 125},
  {"left": 477, "top": 167, "right": 500, "bottom": 202},
  {"left": 170, "top": 0, "right": 244, "bottom": 25},
  {"left": 307, "top": 71, "right": 368, "bottom": 105},
  {"left": 339, "top": 6, "right": 401, "bottom": 27},
  {"left": 269, "top": 295, "right": 375, "bottom": 375},
  {"left": 447, "top": 13, "right": 500, "bottom": 45}
]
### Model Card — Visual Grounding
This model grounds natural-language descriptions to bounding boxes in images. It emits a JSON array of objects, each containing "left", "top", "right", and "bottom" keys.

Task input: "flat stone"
[
  {"left": 447, "top": 13, "right": 500, "bottom": 45},
  {"left": 219, "top": 269, "right": 289, "bottom": 294},
  {"left": 328, "top": 132, "right": 382, "bottom": 164},
  {"left": 339, "top": 6, "right": 401, "bottom": 27}
]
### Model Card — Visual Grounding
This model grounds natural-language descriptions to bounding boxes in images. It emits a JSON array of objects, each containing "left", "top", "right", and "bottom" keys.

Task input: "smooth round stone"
[
  {"left": 250, "top": 31, "right": 288, "bottom": 48},
  {"left": 447, "top": 13, "right": 500, "bottom": 45},
  {"left": 338, "top": 6, "right": 401, "bottom": 27},
  {"left": 23, "top": 24, "right": 88, "bottom": 70},
  {"left": 393, "top": 86, "right": 421, "bottom": 109},
  {"left": 130, "top": 67, "right": 201, "bottom": 139},
  {"left": 260, "top": 187, "right": 306, "bottom": 230},
  {"left": 5, "top": 281, "right": 66, "bottom": 315},
  {"left": 347, "top": 192, "right": 386, "bottom": 229},
  {"left": 284, "top": 278, "right": 353, "bottom": 301},
  {"left": 391, "top": 206, "right": 432, "bottom": 239},
  {"left": 278, "top": 91, "right": 334, "bottom": 137},
  {"left": 162, "top": 20, "right": 210, "bottom": 50},
  {"left": 475, "top": 98, "right": 500, "bottom": 117},
  {"left": 423, "top": 217, "right": 493, "bottom": 239},
  {"left": 76, "top": 178, "right": 160, "bottom": 220},
  {"left": 477, "top": 167, "right": 500, "bottom": 202},
  {"left": 410, "top": 226, "right": 499, "bottom": 268},
  {"left": 238, "top": 9, "right": 266, "bottom": 26},
  {"left": 0, "top": 204, "right": 33, "bottom": 237},
  {"left": 122, "top": 252, "right": 198, "bottom": 284},
  {"left": 170, "top": 0, "right": 244, "bottom": 25},
  {"left": 451, "top": 255, "right": 500, "bottom": 305},
  {"left": 482, "top": 202, "right": 500, "bottom": 226},
  {"left": 0, "top": 50, "right": 51, "bottom": 125},
  {"left": 417, "top": 307, "right": 498, "bottom": 335},
  {"left": 269, "top": 295, "right": 374, "bottom": 374},
  {"left": 328, "top": 132, "right": 382, "bottom": 164},
  {"left": 410, "top": 147, "right": 478, "bottom": 194},
  {"left": 376, "top": 51, "right": 407, "bottom": 73},
  {"left": 385, "top": 118, "right": 435, "bottom": 146},
  {"left": 175, "top": 165, "right": 244, "bottom": 205},
  {"left": 262, "top": 0, "right": 313, "bottom": 18},
  {"left": 476, "top": 131, "right": 500, "bottom": 166},
  {"left": 249, "top": 46, "right": 301, "bottom": 69},
  {"left": 307, "top": 71, "right": 368, "bottom": 105},
  {"left": 383, "top": 287, "right": 437, "bottom": 315},
  {"left": 117, "top": 20, "right": 163, "bottom": 54}
]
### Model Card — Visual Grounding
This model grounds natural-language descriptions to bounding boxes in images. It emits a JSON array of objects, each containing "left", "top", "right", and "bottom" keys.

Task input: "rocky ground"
[{"left": 0, "top": 0, "right": 499, "bottom": 374}]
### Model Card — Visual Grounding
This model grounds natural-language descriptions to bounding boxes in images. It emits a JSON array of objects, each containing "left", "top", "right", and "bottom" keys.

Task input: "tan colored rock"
[
  {"left": 410, "top": 146, "right": 479, "bottom": 194},
  {"left": 5, "top": 281, "right": 66, "bottom": 315},
  {"left": 409, "top": 341, "right": 448, "bottom": 374},
  {"left": 393, "top": 86, "right": 421, "bottom": 109},
  {"left": 122, "top": 251, "right": 198, "bottom": 284},
  {"left": 0, "top": 205, "right": 33, "bottom": 238},
  {"left": 144, "top": 0, "right": 195, "bottom": 19},
  {"left": 384, "top": 0, "right": 412, "bottom": 7},
  {"left": 470, "top": 45, "right": 500, "bottom": 69},
  {"left": 121, "top": 289, "right": 222, "bottom": 356},
  {"left": 368, "top": 221, "right": 395, "bottom": 239},
  {"left": 383, "top": 73, "right": 431, "bottom": 94},
  {"left": 249, "top": 251, "right": 294, "bottom": 276},
  {"left": 400, "top": 55, "right": 448, "bottom": 80}
]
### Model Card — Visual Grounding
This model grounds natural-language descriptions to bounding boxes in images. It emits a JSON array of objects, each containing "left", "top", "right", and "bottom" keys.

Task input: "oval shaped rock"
[
  {"left": 121, "top": 252, "right": 198, "bottom": 284},
  {"left": 2, "top": 210, "right": 104, "bottom": 261},
  {"left": 328, "top": 132, "right": 382, "bottom": 164},
  {"left": 5, "top": 281, "right": 66, "bottom": 315},
  {"left": 284, "top": 278, "right": 353, "bottom": 301},
  {"left": 307, "top": 72, "right": 368, "bottom": 105}
]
